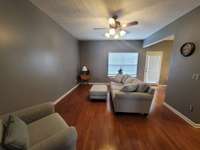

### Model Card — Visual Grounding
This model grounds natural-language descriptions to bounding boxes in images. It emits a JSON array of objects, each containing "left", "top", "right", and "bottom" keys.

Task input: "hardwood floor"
[{"left": 55, "top": 85, "right": 200, "bottom": 150}]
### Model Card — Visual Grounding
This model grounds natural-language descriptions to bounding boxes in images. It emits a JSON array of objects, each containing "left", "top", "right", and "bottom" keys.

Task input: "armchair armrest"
[
  {"left": 13, "top": 102, "right": 55, "bottom": 124},
  {"left": 30, "top": 127, "right": 77, "bottom": 150}
]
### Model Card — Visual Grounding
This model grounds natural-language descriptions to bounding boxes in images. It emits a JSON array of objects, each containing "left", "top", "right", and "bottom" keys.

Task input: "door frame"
[{"left": 144, "top": 51, "right": 163, "bottom": 84}]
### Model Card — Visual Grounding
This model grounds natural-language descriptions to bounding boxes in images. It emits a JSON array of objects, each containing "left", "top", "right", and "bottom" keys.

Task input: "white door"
[{"left": 144, "top": 51, "right": 163, "bottom": 84}]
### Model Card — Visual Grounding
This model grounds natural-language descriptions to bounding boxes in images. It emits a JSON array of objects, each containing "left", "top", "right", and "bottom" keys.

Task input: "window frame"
[{"left": 107, "top": 52, "right": 139, "bottom": 77}]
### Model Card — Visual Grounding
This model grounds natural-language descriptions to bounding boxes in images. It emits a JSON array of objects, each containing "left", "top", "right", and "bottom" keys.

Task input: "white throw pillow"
[
  {"left": 121, "top": 84, "right": 138, "bottom": 92},
  {"left": 114, "top": 74, "right": 123, "bottom": 83},
  {"left": 125, "top": 77, "right": 142, "bottom": 84},
  {"left": 121, "top": 75, "right": 131, "bottom": 83}
]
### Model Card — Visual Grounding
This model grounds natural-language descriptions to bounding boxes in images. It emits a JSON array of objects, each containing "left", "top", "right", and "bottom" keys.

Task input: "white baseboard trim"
[
  {"left": 163, "top": 102, "right": 200, "bottom": 128},
  {"left": 88, "top": 82, "right": 109, "bottom": 85},
  {"left": 53, "top": 84, "right": 80, "bottom": 105}
]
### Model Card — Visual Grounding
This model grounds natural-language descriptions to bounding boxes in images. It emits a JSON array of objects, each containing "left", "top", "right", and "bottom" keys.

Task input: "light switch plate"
[
  {"left": 195, "top": 74, "right": 200, "bottom": 80},
  {"left": 192, "top": 73, "right": 200, "bottom": 80},
  {"left": 192, "top": 73, "right": 196, "bottom": 80}
]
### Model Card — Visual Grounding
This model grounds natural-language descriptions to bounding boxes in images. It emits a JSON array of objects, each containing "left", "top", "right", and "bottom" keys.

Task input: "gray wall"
[
  {"left": 0, "top": 0, "right": 79, "bottom": 114},
  {"left": 79, "top": 40, "right": 145, "bottom": 82},
  {"left": 144, "top": 6, "right": 200, "bottom": 123},
  {"left": 144, "top": 41, "right": 173, "bottom": 85}
]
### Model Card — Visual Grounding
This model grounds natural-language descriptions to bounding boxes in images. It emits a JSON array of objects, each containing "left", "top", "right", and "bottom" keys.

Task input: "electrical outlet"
[{"left": 189, "top": 104, "right": 194, "bottom": 112}]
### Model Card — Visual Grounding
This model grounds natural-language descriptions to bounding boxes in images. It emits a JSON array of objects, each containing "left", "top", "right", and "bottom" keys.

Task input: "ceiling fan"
[{"left": 94, "top": 15, "right": 138, "bottom": 39}]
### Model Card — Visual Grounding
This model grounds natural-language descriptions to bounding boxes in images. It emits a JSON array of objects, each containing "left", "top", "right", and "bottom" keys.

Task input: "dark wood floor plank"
[{"left": 55, "top": 85, "right": 200, "bottom": 150}]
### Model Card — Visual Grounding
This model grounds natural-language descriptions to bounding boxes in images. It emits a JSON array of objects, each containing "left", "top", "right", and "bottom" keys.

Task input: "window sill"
[{"left": 107, "top": 75, "right": 137, "bottom": 77}]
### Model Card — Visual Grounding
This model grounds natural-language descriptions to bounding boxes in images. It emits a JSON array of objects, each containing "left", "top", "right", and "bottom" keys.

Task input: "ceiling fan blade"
[
  {"left": 93, "top": 28, "right": 107, "bottom": 30},
  {"left": 125, "top": 21, "right": 138, "bottom": 27}
]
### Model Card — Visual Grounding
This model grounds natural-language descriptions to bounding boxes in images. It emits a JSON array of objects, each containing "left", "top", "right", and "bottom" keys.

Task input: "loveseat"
[
  {"left": 0, "top": 103, "right": 77, "bottom": 150},
  {"left": 110, "top": 75, "right": 155, "bottom": 115}
]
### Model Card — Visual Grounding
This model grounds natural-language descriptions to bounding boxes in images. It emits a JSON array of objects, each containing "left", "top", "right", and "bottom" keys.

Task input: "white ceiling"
[{"left": 30, "top": 0, "right": 200, "bottom": 40}]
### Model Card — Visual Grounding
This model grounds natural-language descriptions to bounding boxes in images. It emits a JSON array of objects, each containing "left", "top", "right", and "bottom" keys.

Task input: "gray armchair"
[{"left": 0, "top": 103, "right": 77, "bottom": 150}]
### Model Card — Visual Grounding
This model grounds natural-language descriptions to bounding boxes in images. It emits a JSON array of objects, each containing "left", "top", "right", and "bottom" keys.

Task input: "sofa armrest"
[
  {"left": 13, "top": 102, "right": 55, "bottom": 124},
  {"left": 30, "top": 127, "right": 77, "bottom": 150}
]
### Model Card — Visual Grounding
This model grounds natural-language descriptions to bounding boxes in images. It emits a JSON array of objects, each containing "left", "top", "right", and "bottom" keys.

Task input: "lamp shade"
[{"left": 82, "top": 66, "right": 88, "bottom": 72}]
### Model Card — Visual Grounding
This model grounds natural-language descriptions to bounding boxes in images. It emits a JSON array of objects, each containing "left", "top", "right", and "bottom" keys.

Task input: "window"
[{"left": 108, "top": 52, "right": 139, "bottom": 77}]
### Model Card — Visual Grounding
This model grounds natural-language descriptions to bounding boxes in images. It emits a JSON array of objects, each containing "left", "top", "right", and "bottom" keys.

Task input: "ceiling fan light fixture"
[
  {"left": 122, "top": 24, "right": 127, "bottom": 28},
  {"left": 109, "top": 28, "right": 116, "bottom": 35},
  {"left": 94, "top": 14, "right": 138, "bottom": 39},
  {"left": 120, "top": 30, "right": 126, "bottom": 36},
  {"left": 105, "top": 32, "right": 110, "bottom": 38},
  {"left": 114, "top": 34, "right": 119, "bottom": 39},
  {"left": 108, "top": 18, "right": 115, "bottom": 26}
]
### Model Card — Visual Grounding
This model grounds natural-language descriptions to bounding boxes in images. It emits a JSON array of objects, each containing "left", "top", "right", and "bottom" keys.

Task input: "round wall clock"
[{"left": 180, "top": 42, "right": 196, "bottom": 57}]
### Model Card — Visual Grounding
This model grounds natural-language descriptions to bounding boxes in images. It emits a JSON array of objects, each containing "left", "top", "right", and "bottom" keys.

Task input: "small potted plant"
[{"left": 118, "top": 68, "right": 123, "bottom": 75}]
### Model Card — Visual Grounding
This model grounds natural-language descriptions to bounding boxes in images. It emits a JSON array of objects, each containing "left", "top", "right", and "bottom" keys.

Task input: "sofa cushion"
[
  {"left": 121, "top": 75, "right": 130, "bottom": 84},
  {"left": 29, "top": 127, "right": 77, "bottom": 150},
  {"left": 110, "top": 82, "right": 123, "bottom": 91},
  {"left": 28, "top": 113, "right": 68, "bottom": 146},
  {"left": 137, "top": 83, "right": 150, "bottom": 92},
  {"left": 0, "top": 120, "right": 3, "bottom": 144},
  {"left": 3, "top": 115, "right": 29, "bottom": 150},
  {"left": 124, "top": 77, "right": 142, "bottom": 84},
  {"left": 121, "top": 84, "right": 138, "bottom": 92}
]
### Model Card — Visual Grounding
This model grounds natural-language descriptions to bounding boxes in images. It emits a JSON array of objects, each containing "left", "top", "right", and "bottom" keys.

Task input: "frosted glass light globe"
[
  {"left": 109, "top": 28, "right": 116, "bottom": 35},
  {"left": 108, "top": 18, "right": 115, "bottom": 26},
  {"left": 120, "top": 30, "right": 126, "bottom": 36},
  {"left": 105, "top": 32, "right": 110, "bottom": 38}
]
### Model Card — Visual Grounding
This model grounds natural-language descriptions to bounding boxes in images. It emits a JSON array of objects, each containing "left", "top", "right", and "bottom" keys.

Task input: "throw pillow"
[
  {"left": 114, "top": 74, "right": 123, "bottom": 83},
  {"left": 0, "top": 120, "right": 3, "bottom": 144},
  {"left": 137, "top": 83, "right": 150, "bottom": 92},
  {"left": 124, "top": 77, "right": 136, "bottom": 84},
  {"left": 3, "top": 115, "right": 29, "bottom": 150},
  {"left": 121, "top": 75, "right": 130, "bottom": 83},
  {"left": 121, "top": 84, "right": 138, "bottom": 92},
  {"left": 124, "top": 77, "right": 142, "bottom": 85}
]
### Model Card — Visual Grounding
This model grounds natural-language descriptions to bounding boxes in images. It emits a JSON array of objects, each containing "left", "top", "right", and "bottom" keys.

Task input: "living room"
[{"left": 0, "top": 0, "right": 200, "bottom": 150}]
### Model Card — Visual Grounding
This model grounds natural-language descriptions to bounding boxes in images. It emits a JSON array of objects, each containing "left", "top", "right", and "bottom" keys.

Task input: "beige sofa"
[
  {"left": 110, "top": 76, "right": 155, "bottom": 115},
  {"left": 0, "top": 103, "right": 77, "bottom": 150}
]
